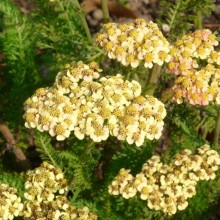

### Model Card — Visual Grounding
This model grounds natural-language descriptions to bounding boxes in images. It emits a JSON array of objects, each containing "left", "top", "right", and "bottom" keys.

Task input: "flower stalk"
[
  {"left": 213, "top": 108, "right": 220, "bottom": 147},
  {"left": 101, "top": 0, "right": 110, "bottom": 23},
  {"left": 195, "top": 10, "right": 203, "bottom": 29},
  {"left": 74, "top": 0, "right": 93, "bottom": 44},
  {"left": 145, "top": 64, "right": 162, "bottom": 95}
]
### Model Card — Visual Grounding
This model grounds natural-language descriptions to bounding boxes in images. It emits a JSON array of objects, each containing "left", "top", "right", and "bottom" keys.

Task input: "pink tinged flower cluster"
[
  {"left": 168, "top": 29, "right": 218, "bottom": 76},
  {"left": 172, "top": 64, "right": 220, "bottom": 105},
  {"left": 95, "top": 18, "right": 171, "bottom": 68},
  {"left": 108, "top": 144, "right": 220, "bottom": 216},
  {"left": 24, "top": 61, "right": 166, "bottom": 146},
  {"left": 167, "top": 29, "right": 220, "bottom": 105}
]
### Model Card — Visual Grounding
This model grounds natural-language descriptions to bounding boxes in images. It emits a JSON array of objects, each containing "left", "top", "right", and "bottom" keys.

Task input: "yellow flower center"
[
  {"left": 115, "top": 46, "right": 125, "bottom": 55},
  {"left": 104, "top": 42, "right": 114, "bottom": 52},
  {"left": 133, "top": 96, "right": 146, "bottom": 105},
  {"left": 54, "top": 124, "right": 65, "bottom": 135},
  {"left": 35, "top": 88, "right": 47, "bottom": 96},
  {"left": 50, "top": 109, "right": 60, "bottom": 117},
  {"left": 144, "top": 53, "right": 153, "bottom": 63},
  {"left": 126, "top": 105, "right": 138, "bottom": 116},
  {"left": 113, "top": 108, "right": 124, "bottom": 117},
  {"left": 25, "top": 113, "right": 35, "bottom": 122},
  {"left": 122, "top": 116, "right": 135, "bottom": 126},
  {"left": 126, "top": 54, "right": 135, "bottom": 63},
  {"left": 158, "top": 51, "right": 167, "bottom": 60},
  {"left": 63, "top": 105, "right": 73, "bottom": 114},
  {"left": 39, "top": 116, "right": 49, "bottom": 125}
]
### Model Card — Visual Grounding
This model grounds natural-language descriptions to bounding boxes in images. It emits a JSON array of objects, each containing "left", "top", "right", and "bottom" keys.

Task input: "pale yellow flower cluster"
[
  {"left": 24, "top": 62, "right": 166, "bottom": 146},
  {"left": 108, "top": 145, "right": 220, "bottom": 216},
  {"left": 0, "top": 184, "right": 23, "bottom": 220},
  {"left": 208, "top": 50, "right": 220, "bottom": 65},
  {"left": 24, "top": 161, "right": 68, "bottom": 202},
  {"left": 95, "top": 18, "right": 171, "bottom": 68},
  {"left": 167, "top": 30, "right": 220, "bottom": 105},
  {"left": 23, "top": 196, "right": 97, "bottom": 220},
  {"left": 23, "top": 162, "right": 97, "bottom": 220}
]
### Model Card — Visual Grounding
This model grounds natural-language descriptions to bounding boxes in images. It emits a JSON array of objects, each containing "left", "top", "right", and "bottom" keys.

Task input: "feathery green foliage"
[
  {"left": 0, "top": 169, "right": 25, "bottom": 199},
  {"left": 0, "top": 0, "right": 40, "bottom": 125},
  {"left": 32, "top": 0, "right": 102, "bottom": 74},
  {"left": 35, "top": 132, "right": 101, "bottom": 199},
  {"left": 158, "top": 0, "right": 215, "bottom": 41}
]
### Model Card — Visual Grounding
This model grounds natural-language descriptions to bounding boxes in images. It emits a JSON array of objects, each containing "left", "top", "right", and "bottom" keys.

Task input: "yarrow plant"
[
  {"left": 2, "top": 0, "right": 220, "bottom": 219},
  {"left": 108, "top": 145, "right": 220, "bottom": 216},
  {"left": 167, "top": 29, "right": 220, "bottom": 105},
  {"left": 23, "top": 61, "right": 166, "bottom": 146},
  {"left": 95, "top": 18, "right": 171, "bottom": 68}
]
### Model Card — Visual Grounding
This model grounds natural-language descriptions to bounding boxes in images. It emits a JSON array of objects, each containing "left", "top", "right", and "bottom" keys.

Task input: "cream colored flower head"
[
  {"left": 108, "top": 144, "right": 220, "bottom": 215},
  {"left": 24, "top": 162, "right": 68, "bottom": 202},
  {"left": 0, "top": 184, "right": 24, "bottom": 220},
  {"left": 23, "top": 195, "right": 97, "bottom": 220},
  {"left": 96, "top": 19, "right": 171, "bottom": 68},
  {"left": 22, "top": 162, "right": 97, "bottom": 219},
  {"left": 24, "top": 61, "right": 167, "bottom": 146}
]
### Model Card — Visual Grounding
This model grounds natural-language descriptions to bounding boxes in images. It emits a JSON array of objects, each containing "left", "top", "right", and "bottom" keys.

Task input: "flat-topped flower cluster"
[
  {"left": 0, "top": 163, "right": 98, "bottom": 220},
  {"left": 22, "top": 162, "right": 97, "bottom": 220},
  {"left": 95, "top": 18, "right": 171, "bottom": 68},
  {"left": 24, "top": 161, "right": 68, "bottom": 202},
  {"left": 0, "top": 184, "right": 23, "bottom": 220},
  {"left": 168, "top": 29, "right": 220, "bottom": 105},
  {"left": 24, "top": 61, "right": 166, "bottom": 146},
  {"left": 108, "top": 145, "right": 220, "bottom": 216}
]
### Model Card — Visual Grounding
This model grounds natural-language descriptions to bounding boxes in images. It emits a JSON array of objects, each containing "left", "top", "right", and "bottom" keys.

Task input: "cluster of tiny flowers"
[
  {"left": 108, "top": 145, "right": 220, "bottom": 216},
  {"left": 167, "top": 29, "right": 220, "bottom": 105},
  {"left": 23, "top": 196, "right": 97, "bottom": 220},
  {"left": 172, "top": 64, "right": 220, "bottom": 105},
  {"left": 24, "top": 61, "right": 166, "bottom": 146},
  {"left": 0, "top": 184, "right": 23, "bottom": 220},
  {"left": 24, "top": 161, "right": 68, "bottom": 202},
  {"left": 168, "top": 29, "right": 218, "bottom": 75},
  {"left": 23, "top": 162, "right": 97, "bottom": 220},
  {"left": 95, "top": 18, "right": 171, "bottom": 68}
]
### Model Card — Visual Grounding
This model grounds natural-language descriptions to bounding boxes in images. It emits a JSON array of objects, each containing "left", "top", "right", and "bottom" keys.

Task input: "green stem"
[
  {"left": 213, "top": 108, "right": 220, "bottom": 147},
  {"left": 74, "top": 0, "right": 93, "bottom": 44},
  {"left": 202, "top": 126, "right": 208, "bottom": 140},
  {"left": 82, "top": 139, "right": 95, "bottom": 157},
  {"left": 195, "top": 115, "right": 207, "bottom": 132},
  {"left": 86, "top": 49, "right": 103, "bottom": 62},
  {"left": 125, "top": 70, "right": 132, "bottom": 80},
  {"left": 101, "top": 0, "right": 110, "bottom": 23},
  {"left": 71, "top": 189, "right": 81, "bottom": 202},
  {"left": 144, "top": 64, "right": 162, "bottom": 95},
  {"left": 195, "top": 10, "right": 203, "bottom": 29}
]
